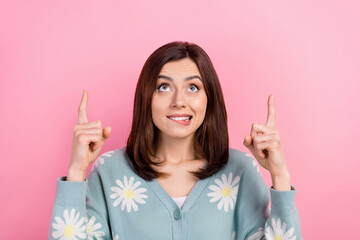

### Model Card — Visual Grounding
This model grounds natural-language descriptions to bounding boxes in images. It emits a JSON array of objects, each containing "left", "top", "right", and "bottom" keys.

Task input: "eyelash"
[{"left": 157, "top": 83, "right": 200, "bottom": 92}]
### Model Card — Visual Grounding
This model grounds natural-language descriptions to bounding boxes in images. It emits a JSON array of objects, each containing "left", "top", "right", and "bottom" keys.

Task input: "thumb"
[
  {"left": 91, "top": 126, "right": 111, "bottom": 152},
  {"left": 103, "top": 126, "right": 112, "bottom": 140},
  {"left": 243, "top": 135, "right": 256, "bottom": 157},
  {"left": 243, "top": 135, "right": 252, "bottom": 147}
]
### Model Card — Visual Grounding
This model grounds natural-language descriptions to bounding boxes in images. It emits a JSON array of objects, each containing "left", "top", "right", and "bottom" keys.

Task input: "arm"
[
  {"left": 240, "top": 162, "right": 302, "bottom": 240},
  {"left": 48, "top": 164, "right": 111, "bottom": 240},
  {"left": 241, "top": 94, "right": 302, "bottom": 239}
]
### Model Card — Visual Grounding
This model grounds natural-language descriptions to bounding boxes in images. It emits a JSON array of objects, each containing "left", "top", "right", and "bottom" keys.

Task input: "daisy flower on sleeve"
[
  {"left": 52, "top": 208, "right": 86, "bottom": 240},
  {"left": 85, "top": 215, "right": 105, "bottom": 240},
  {"left": 265, "top": 218, "right": 296, "bottom": 240}
]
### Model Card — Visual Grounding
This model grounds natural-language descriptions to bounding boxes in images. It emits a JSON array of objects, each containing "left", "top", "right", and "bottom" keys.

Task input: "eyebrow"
[{"left": 158, "top": 74, "right": 202, "bottom": 81}]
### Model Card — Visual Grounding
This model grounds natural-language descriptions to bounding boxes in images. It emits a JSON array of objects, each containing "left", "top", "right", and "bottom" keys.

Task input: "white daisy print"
[
  {"left": 110, "top": 175, "right": 148, "bottom": 212},
  {"left": 112, "top": 231, "right": 119, "bottom": 240},
  {"left": 52, "top": 208, "right": 86, "bottom": 240},
  {"left": 265, "top": 218, "right": 296, "bottom": 240},
  {"left": 207, "top": 172, "right": 240, "bottom": 212},
  {"left": 230, "top": 231, "right": 235, "bottom": 240},
  {"left": 245, "top": 153, "right": 261, "bottom": 175},
  {"left": 91, "top": 151, "right": 115, "bottom": 171},
  {"left": 248, "top": 227, "right": 265, "bottom": 240},
  {"left": 252, "top": 159, "right": 261, "bottom": 174},
  {"left": 85, "top": 215, "right": 105, "bottom": 240}
]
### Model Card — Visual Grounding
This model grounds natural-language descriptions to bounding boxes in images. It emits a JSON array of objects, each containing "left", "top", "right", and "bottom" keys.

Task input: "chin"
[{"left": 161, "top": 130, "right": 194, "bottom": 139}]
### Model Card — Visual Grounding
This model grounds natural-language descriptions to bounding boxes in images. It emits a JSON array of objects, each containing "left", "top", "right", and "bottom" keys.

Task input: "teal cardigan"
[{"left": 48, "top": 147, "right": 302, "bottom": 240}]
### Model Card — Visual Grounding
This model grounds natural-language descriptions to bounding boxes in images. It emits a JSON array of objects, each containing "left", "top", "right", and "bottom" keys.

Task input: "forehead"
[{"left": 159, "top": 58, "right": 201, "bottom": 75}]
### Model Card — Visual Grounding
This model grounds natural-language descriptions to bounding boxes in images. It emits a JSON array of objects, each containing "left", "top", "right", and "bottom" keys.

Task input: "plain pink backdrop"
[{"left": 1, "top": 0, "right": 359, "bottom": 239}]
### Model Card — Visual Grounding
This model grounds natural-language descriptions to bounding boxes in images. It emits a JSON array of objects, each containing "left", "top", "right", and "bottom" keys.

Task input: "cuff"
[
  {"left": 270, "top": 185, "right": 296, "bottom": 217},
  {"left": 54, "top": 176, "right": 88, "bottom": 207}
]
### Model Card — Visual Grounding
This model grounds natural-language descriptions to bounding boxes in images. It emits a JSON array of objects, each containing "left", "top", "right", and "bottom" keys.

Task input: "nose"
[{"left": 171, "top": 90, "right": 186, "bottom": 108}]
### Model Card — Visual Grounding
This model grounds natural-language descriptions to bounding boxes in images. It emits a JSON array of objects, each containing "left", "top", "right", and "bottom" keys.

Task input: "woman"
[{"left": 49, "top": 41, "right": 302, "bottom": 240}]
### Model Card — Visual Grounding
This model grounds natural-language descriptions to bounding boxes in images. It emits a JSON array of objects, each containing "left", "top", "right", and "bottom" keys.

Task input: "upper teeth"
[{"left": 169, "top": 116, "right": 191, "bottom": 120}]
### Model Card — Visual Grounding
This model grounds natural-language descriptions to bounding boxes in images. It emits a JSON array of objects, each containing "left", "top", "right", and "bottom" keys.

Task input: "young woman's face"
[{"left": 151, "top": 57, "right": 208, "bottom": 140}]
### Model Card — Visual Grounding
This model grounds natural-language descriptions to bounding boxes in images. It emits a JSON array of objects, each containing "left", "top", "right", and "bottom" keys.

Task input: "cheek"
[
  {"left": 192, "top": 96, "right": 208, "bottom": 115},
  {"left": 151, "top": 96, "right": 166, "bottom": 119}
]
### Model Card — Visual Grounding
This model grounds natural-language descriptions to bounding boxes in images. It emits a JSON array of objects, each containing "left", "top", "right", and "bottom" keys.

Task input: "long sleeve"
[
  {"left": 48, "top": 164, "right": 111, "bottom": 240},
  {"left": 239, "top": 160, "right": 302, "bottom": 240}
]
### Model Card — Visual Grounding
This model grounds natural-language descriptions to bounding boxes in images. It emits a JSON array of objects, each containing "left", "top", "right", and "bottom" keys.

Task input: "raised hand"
[
  {"left": 67, "top": 90, "right": 112, "bottom": 181},
  {"left": 243, "top": 94, "right": 291, "bottom": 190}
]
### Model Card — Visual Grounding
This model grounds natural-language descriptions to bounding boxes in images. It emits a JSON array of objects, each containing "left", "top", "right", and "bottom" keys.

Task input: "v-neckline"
[
  {"left": 121, "top": 146, "right": 215, "bottom": 212},
  {"left": 146, "top": 175, "right": 214, "bottom": 212}
]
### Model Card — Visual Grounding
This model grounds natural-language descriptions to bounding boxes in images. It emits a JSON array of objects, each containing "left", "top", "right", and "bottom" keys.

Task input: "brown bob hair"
[{"left": 126, "top": 41, "right": 229, "bottom": 181}]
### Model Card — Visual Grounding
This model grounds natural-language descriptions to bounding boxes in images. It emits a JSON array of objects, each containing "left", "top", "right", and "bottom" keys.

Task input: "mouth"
[
  {"left": 167, "top": 116, "right": 193, "bottom": 125},
  {"left": 167, "top": 116, "right": 192, "bottom": 121}
]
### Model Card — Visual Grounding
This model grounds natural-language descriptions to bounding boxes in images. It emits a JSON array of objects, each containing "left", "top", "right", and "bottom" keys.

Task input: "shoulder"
[
  {"left": 212, "top": 147, "right": 266, "bottom": 192},
  {"left": 209, "top": 147, "right": 264, "bottom": 190},
  {"left": 87, "top": 146, "right": 145, "bottom": 190},
  {"left": 90, "top": 146, "right": 135, "bottom": 176},
  {"left": 225, "top": 148, "right": 269, "bottom": 202},
  {"left": 223, "top": 147, "right": 260, "bottom": 175}
]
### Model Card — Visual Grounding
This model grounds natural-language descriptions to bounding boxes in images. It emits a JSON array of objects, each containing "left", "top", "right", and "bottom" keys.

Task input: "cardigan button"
[{"left": 173, "top": 209, "right": 182, "bottom": 220}]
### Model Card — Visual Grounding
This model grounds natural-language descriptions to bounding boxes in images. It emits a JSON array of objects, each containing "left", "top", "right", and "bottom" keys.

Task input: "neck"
[{"left": 154, "top": 133, "right": 198, "bottom": 165}]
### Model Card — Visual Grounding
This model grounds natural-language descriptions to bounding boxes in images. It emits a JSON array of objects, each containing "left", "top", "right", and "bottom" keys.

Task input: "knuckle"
[
  {"left": 93, "top": 136, "right": 101, "bottom": 143},
  {"left": 78, "top": 134, "right": 85, "bottom": 142},
  {"left": 74, "top": 130, "right": 80, "bottom": 138}
]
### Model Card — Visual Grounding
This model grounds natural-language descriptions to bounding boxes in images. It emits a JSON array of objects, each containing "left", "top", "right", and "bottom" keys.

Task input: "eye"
[
  {"left": 157, "top": 83, "right": 170, "bottom": 92},
  {"left": 188, "top": 84, "right": 200, "bottom": 92}
]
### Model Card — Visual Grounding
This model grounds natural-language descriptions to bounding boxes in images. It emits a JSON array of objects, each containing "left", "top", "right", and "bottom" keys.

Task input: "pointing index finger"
[
  {"left": 78, "top": 90, "right": 88, "bottom": 124},
  {"left": 266, "top": 94, "right": 276, "bottom": 128}
]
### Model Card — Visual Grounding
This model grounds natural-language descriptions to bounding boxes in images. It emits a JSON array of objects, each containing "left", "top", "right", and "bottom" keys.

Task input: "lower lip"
[{"left": 168, "top": 117, "right": 192, "bottom": 126}]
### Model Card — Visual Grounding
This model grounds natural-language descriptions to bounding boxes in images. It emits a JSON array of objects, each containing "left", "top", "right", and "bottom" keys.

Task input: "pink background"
[{"left": 1, "top": 0, "right": 359, "bottom": 239}]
